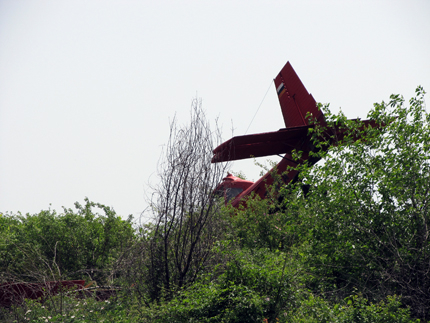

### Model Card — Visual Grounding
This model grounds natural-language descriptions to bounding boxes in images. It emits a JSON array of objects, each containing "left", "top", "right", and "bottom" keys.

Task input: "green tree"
[{"left": 298, "top": 86, "right": 430, "bottom": 319}]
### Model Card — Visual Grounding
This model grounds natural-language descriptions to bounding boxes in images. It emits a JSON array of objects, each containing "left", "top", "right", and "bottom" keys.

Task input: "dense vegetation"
[
  {"left": 0, "top": 199, "right": 135, "bottom": 284},
  {"left": 0, "top": 88, "right": 428, "bottom": 322}
]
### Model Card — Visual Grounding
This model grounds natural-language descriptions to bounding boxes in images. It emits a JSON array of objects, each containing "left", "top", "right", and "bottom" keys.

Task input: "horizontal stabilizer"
[
  {"left": 212, "top": 125, "right": 310, "bottom": 163},
  {"left": 212, "top": 119, "right": 378, "bottom": 163}
]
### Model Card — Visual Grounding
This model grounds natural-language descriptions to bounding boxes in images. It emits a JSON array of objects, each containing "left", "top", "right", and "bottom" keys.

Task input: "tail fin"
[{"left": 274, "top": 62, "right": 325, "bottom": 128}]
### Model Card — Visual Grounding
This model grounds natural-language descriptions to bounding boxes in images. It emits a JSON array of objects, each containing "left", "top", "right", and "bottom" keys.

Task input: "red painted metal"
[
  {"left": 213, "top": 61, "right": 378, "bottom": 207},
  {"left": 212, "top": 125, "right": 311, "bottom": 163},
  {"left": 214, "top": 173, "right": 254, "bottom": 203},
  {"left": 225, "top": 120, "right": 377, "bottom": 208},
  {"left": 229, "top": 153, "right": 303, "bottom": 208},
  {"left": 275, "top": 62, "right": 325, "bottom": 128}
]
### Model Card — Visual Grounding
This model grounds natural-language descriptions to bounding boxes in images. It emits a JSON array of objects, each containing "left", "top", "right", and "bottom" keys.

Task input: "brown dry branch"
[{"left": 119, "top": 98, "right": 230, "bottom": 304}]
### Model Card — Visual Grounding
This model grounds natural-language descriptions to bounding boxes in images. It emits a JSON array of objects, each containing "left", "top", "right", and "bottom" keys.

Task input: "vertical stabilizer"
[{"left": 274, "top": 62, "right": 324, "bottom": 128}]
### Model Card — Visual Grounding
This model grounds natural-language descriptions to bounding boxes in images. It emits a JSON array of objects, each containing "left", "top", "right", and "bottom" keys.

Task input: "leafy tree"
[{"left": 298, "top": 86, "right": 430, "bottom": 319}]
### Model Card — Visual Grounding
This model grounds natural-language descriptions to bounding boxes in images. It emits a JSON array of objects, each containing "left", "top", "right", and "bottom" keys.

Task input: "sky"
[{"left": 1, "top": 0, "right": 429, "bottom": 219}]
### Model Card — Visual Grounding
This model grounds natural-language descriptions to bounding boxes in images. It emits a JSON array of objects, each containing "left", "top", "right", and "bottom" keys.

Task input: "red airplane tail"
[
  {"left": 212, "top": 61, "right": 378, "bottom": 207},
  {"left": 274, "top": 62, "right": 325, "bottom": 128},
  {"left": 212, "top": 62, "right": 324, "bottom": 164}
]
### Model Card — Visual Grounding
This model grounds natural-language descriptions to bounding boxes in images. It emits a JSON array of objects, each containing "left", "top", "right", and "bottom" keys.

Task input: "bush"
[
  {"left": 288, "top": 294, "right": 418, "bottom": 323},
  {"left": 137, "top": 247, "right": 299, "bottom": 322},
  {"left": 229, "top": 189, "right": 307, "bottom": 252},
  {"left": 0, "top": 198, "right": 135, "bottom": 284},
  {"left": 0, "top": 293, "right": 137, "bottom": 323}
]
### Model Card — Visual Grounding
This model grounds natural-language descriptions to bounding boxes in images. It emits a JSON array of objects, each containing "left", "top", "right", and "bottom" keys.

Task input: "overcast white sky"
[{"left": 1, "top": 0, "right": 429, "bottom": 219}]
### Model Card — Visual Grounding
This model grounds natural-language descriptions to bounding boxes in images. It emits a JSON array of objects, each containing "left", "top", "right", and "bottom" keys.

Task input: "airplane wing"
[
  {"left": 211, "top": 118, "right": 378, "bottom": 163},
  {"left": 212, "top": 125, "right": 310, "bottom": 163},
  {"left": 274, "top": 62, "right": 325, "bottom": 128}
]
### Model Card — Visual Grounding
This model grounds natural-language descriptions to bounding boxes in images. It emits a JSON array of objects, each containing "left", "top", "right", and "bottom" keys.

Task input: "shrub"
[{"left": 0, "top": 198, "right": 135, "bottom": 284}]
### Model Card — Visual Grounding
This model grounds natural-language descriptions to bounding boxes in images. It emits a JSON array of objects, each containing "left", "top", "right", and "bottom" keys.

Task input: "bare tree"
[{"left": 124, "top": 98, "right": 230, "bottom": 302}]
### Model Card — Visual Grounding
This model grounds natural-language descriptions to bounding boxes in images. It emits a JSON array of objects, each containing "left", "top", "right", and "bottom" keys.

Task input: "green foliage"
[
  {"left": 230, "top": 170, "right": 248, "bottom": 180},
  {"left": 0, "top": 198, "right": 135, "bottom": 283},
  {"left": 129, "top": 246, "right": 417, "bottom": 322},
  {"left": 297, "top": 86, "right": 430, "bottom": 319},
  {"left": 1, "top": 290, "right": 416, "bottom": 323},
  {"left": 0, "top": 294, "right": 138, "bottom": 323},
  {"left": 137, "top": 248, "right": 299, "bottom": 322},
  {"left": 289, "top": 294, "right": 418, "bottom": 323},
  {"left": 229, "top": 191, "right": 305, "bottom": 251}
]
